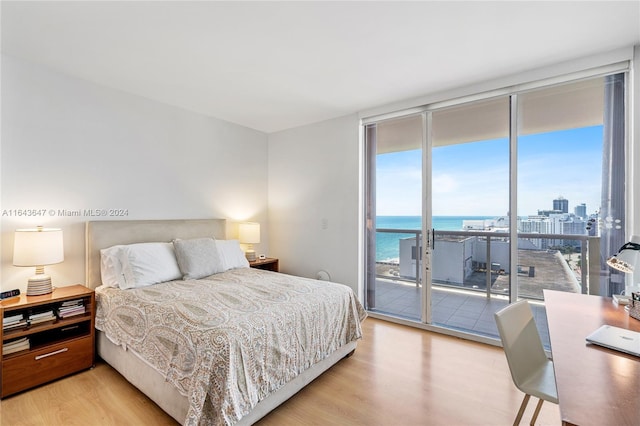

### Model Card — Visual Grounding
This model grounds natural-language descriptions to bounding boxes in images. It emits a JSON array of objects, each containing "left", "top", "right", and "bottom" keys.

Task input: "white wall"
[
  {"left": 1, "top": 55, "right": 269, "bottom": 292},
  {"left": 267, "top": 114, "right": 360, "bottom": 292}
]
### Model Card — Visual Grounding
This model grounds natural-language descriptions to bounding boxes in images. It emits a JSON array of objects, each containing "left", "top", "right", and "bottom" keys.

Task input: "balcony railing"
[{"left": 375, "top": 228, "right": 596, "bottom": 299}]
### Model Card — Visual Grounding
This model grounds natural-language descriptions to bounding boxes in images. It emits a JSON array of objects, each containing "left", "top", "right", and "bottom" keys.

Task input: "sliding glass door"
[
  {"left": 429, "top": 98, "right": 510, "bottom": 333},
  {"left": 364, "top": 71, "right": 627, "bottom": 345}
]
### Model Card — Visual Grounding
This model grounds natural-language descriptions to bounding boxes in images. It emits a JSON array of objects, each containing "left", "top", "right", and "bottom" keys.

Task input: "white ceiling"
[{"left": 2, "top": 1, "right": 639, "bottom": 133}]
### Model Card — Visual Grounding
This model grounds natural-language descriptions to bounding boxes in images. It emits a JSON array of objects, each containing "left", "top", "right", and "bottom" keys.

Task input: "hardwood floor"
[{"left": 0, "top": 318, "right": 560, "bottom": 425}]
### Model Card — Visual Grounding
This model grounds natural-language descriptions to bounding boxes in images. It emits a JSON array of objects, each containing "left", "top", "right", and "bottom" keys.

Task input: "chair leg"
[
  {"left": 513, "top": 394, "right": 531, "bottom": 426},
  {"left": 529, "top": 398, "right": 544, "bottom": 425}
]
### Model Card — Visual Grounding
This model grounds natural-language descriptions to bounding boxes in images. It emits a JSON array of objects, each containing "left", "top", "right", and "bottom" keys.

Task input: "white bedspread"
[{"left": 95, "top": 268, "right": 366, "bottom": 425}]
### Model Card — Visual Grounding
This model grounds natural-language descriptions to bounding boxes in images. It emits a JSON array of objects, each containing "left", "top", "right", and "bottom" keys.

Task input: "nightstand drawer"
[
  {"left": 2, "top": 336, "right": 93, "bottom": 397},
  {"left": 249, "top": 257, "right": 279, "bottom": 272}
]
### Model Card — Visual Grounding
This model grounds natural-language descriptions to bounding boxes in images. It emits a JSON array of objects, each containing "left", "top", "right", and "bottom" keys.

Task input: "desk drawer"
[{"left": 2, "top": 336, "right": 94, "bottom": 397}]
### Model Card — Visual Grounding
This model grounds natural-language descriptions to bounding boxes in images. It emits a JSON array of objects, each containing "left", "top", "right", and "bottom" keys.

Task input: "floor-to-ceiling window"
[
  {"left": 516, "top": 78, "right": 611, "bottom": 301},
  {"left": 429, "top": 97, "right": 510, "bottom": 334},
  {"left": 364, "top": 69, "right": 628, "bottom": 346},
  {"left": 365, "top": 114, "right": 424, "bottom": 321}
]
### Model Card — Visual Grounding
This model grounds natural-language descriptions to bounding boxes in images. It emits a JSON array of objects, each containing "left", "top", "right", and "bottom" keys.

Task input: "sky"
[{"left": 376, "top": 125, "right": 603, "bottom": 217}]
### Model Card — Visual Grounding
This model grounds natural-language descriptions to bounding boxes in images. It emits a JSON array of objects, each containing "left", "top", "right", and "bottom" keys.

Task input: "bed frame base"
[{"left": 98, "top": 331, "right": 356, "bottom": 425}]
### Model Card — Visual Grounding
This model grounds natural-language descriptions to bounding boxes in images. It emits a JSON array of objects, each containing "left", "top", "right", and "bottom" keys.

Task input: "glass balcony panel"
[{"left": 372, "top": 228, "right": 595, "bottom": 349}]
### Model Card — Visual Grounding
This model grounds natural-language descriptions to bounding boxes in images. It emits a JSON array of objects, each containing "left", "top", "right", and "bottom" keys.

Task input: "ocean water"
[{"left": 376, "top": 215, "right": 494, "bottom": 262}]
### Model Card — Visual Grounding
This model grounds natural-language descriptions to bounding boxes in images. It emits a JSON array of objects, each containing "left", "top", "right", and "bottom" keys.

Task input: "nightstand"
[
  {"left": 1, "top": 284, "right": 95, "bottom": 398},
  {"left": 249, "top": 257, "right": 279, "bottom": 272}
]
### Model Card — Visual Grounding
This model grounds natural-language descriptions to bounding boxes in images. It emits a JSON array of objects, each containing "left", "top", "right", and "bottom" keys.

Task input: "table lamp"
[
  {"left": 606, "top": 234, "right": 640, "bottom": 303},
  {"left": 239, "top": 222, "right": 260, "bottom": 261},
  {"left": 13, "top": 226, "right": 64, "bottom": 296}
]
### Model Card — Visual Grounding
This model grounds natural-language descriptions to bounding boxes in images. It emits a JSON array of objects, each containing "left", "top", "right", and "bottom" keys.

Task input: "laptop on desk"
[{"left": 586, "top": 325, "right": 640, "bottom": 357}]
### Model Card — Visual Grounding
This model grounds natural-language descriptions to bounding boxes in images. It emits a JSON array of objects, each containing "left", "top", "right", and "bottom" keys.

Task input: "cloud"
[{"left": 432, "top": 173, "right": 458, "bottom": 193}]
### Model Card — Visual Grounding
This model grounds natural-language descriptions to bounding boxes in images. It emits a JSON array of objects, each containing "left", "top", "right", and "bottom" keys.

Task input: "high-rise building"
[
  {"left": 538, "top": 209, "right": 563, "bottom": 217},
  {"left": 574, "top": 203, "right": 587, "bottom": 219},
  {"left": 517, "top": 216, "right": 556, "bottom": 249},
  {"left": 553, "top": 196, "right": 569, "bottom": 213}
]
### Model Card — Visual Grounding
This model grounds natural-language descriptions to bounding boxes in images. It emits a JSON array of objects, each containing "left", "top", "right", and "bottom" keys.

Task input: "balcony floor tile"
[{"left": 369, "top": 279, "right": 551, "bottom": 349}]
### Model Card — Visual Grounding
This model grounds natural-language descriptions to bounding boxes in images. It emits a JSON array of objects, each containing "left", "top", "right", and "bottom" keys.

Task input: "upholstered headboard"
[{"left": 85, "top": 219, "right": 227, "bottom": 290}]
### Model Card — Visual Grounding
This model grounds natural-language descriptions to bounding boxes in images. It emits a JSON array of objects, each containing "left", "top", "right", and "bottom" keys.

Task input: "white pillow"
[
  {"left": 173, "top": 237, "right": 224, "bottom": 279},
  {"left": 118, "top": 242, "right": 182, "bottom": 289},
  {"left": 215, "top": 240, "right": 250, "bottom": 271},
  {"left": 100, "top": 245, "right": 126, "bottom": 288}
]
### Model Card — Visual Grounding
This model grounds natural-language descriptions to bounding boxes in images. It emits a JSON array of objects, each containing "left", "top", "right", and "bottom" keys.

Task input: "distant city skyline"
[{"left": 376, "top": 125, "right": 603, "bottom": 217}]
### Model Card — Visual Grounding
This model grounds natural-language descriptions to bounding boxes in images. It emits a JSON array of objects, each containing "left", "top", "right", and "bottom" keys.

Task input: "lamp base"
[
  {"left": 245, "top": 249, "right": 257, "bottom": 262},
  {"left": 26, "top": 275, "right": 53, "bottom": 296}
]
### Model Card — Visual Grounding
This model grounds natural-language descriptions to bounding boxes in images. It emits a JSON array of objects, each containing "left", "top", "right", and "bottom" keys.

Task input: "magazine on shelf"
[
  {"left": 3, "top": 319, "right": 28, "bottom": 331},
  {"left": 29, "top": 310, "right": 54, "bottom": 320},
  {"left": 27, "top": 310, "right": 56, "bottom": 325},
  {"left": 29, "top": 314, "right": 57, "bottom": 325},
  {"left": 2, "top": 336, "right": 30, "bottom": 354},
  {"left": 3, "top": 313, "right": 24, "bottom": 324},
  {"left": 59, "top": 307, "right": 86, "bottom": 318},
  {"left": 60, "top": 299, "right": 83, "bottom": 307},
  {"left": 58, "top": 300, "right": 86, "bottom": 318},
  {"left": 3, "top": 337, "right": 28, "bottom": 348}
]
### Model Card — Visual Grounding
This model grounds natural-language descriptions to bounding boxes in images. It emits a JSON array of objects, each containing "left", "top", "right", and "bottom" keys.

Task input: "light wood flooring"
[{"left": 0, "top": 318, "right": 560, "bottom": 425}]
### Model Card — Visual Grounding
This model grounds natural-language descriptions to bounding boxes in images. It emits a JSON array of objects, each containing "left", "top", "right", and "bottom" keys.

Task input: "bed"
[{"left": 85, "top": 219, "right": 365, "bottom": 425}]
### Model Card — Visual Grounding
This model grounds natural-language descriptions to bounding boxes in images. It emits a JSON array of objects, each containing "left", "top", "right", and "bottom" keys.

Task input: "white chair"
[{"left": 494, "top": 300, "right": 558, "bottom": 426}]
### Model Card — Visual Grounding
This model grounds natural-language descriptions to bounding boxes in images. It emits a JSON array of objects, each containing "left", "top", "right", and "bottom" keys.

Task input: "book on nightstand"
[
  {"left": 28, "top": 310, "right": 56, "bottom": 325},
  {"left": 57, "top": 299, "right": 86, "bottom": 318},
  {"left": 2, "top": 337, "right": 30, "bottom": 355},
  {"left": 2, "top": 313, "right": 27, "bottom": 331}
]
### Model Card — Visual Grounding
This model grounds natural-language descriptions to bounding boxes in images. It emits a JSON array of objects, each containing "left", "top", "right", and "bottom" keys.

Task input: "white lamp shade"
[
  {"left": 239, "top": 222, "right": 261, "bottom": 244},
  {"left": 13, "top": 228, "right": 64, "bottom": 266},
  {"left": 606, "top": 235, "right": 640, "bottom": 273}
]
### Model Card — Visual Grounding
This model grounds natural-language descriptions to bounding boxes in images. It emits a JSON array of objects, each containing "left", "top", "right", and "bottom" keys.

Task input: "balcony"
[{"left": 368, "top": 229, "right": 598, "bottom": 349}]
